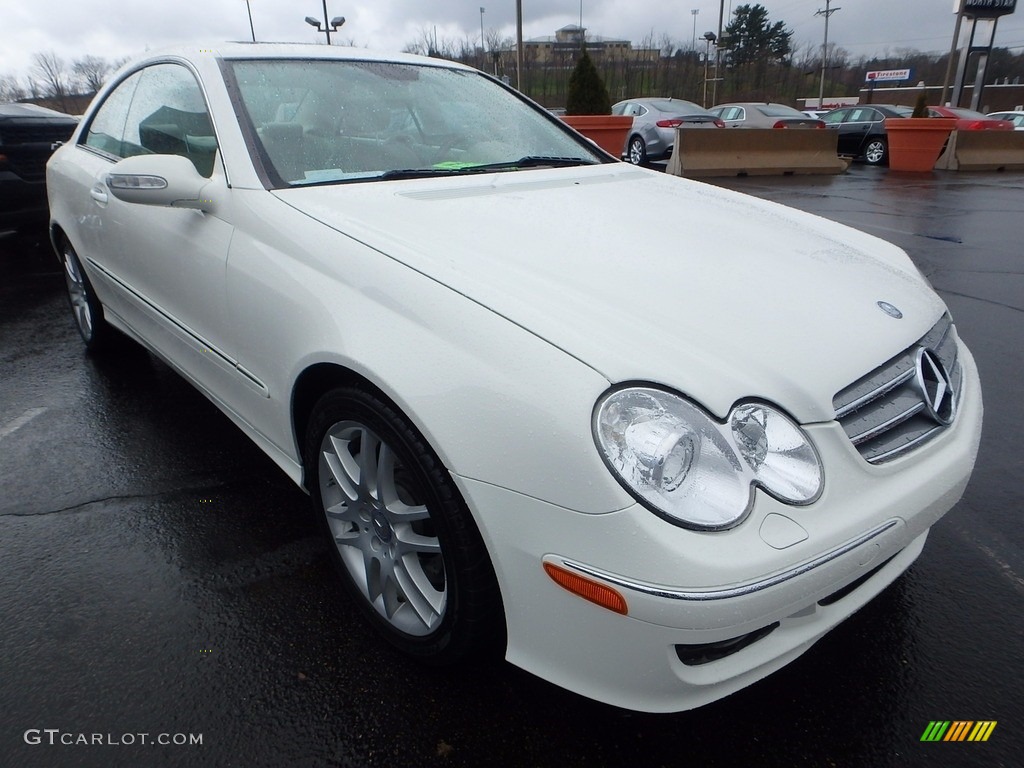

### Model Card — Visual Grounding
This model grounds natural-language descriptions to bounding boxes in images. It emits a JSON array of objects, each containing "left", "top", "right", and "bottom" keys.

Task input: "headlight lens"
[{"left": 594, "top": 387, "right": 823, "bottom": 530}]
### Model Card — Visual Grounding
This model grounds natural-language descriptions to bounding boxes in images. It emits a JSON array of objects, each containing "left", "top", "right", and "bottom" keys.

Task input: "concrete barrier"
[
  {"left": 666, "top": 129, "right": 848, "bottom": 177},
  {"left": 934, "top": 129, "right": 1024, "bottom": 171}
]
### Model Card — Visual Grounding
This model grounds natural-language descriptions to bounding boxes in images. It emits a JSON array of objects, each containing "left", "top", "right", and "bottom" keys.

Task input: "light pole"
[
  {"left": 516, "top": 0, "right": 523, "bottom": 90},
  {"left": 244, "top": 0, "right": 255, "bottom": 42},
  {"left": 305, "top": 1, "right": 345, "bottom": 45},
  {"left": 480, "top": 7, "right": 486, "bottom": 61},
  {"left": 815, "top": 0, "right": 840, "bottom": 110},
  {"left": 691, "top": 9, "right": 699, "bottom": 50}
]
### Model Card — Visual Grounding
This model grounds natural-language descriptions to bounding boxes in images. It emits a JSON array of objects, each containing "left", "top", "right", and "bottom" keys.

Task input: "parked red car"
[{"left": 927, "top": 106, "right": 1013, "bottom": 131}]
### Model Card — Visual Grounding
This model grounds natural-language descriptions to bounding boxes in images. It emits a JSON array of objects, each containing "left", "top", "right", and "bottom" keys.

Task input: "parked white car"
[
  {"left": 47, "top": 43, "right": 982, "bottom": 713},
  {"left": 986, "top": 110, "right": 1024, "bottom": 130}
]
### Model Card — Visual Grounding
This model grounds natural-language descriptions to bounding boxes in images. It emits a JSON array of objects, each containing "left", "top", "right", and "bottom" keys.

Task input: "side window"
[
  {"left": 824, "top": 109, "right": 848, "bottom": 124},
  {"left": 122, "top": 63, "right": 219, "bottom": 178},
  {"left": 83, "top": 70, "right": 144, "bottom": 157}
]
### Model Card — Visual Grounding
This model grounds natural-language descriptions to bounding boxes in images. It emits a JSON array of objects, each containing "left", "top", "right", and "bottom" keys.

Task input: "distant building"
[{"left": 519, "top": 25, "right": 658, "bottom": 64}]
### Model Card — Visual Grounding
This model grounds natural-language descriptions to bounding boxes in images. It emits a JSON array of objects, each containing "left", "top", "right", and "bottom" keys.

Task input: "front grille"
[
  {"left": 833, "top": 314, "right": 962, "bottom": 464},
  {"left": 5, "top": 149, "right": 53, "bottom": 182},
  {"left": 0, "top": 122, "right": 75, "bottom": 146}
]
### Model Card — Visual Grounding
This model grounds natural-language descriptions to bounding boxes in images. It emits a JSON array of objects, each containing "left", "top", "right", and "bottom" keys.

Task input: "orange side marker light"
[{"left": 544, "top": 562, "right": 628, "bottom": 615}]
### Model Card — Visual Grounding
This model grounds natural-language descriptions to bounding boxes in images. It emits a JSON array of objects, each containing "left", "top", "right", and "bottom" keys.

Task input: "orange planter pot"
[
  {"left": 560, "top": 115, "right": 634, "bottom": 157},
  {"left": 884, "top": 118, "right": 957, "bottom": 172}
]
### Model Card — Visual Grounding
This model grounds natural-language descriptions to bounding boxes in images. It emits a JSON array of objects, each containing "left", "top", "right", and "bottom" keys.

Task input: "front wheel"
[
  {"left": 305, "top": 387, "right": 503, "bottom": 663},
  {"left": 864, "top": 137, "right": 888, "bottom": 166},
  {"left": 627, "top": 135, "right": 647, "bottom": 165}
]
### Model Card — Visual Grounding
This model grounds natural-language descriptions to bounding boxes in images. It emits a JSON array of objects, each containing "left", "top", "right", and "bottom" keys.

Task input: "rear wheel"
[
  {"left": 306, "top": 387, "right": 503, "bottom": 662},
  {"left": 61, "top": 239, "right": 115, "bottom": 352},
  {"left": 627, "top": 135, "right": 647, "bottom": 165},
  {"left": 864, "top": 137, "right": 888, "bottom": 166}
]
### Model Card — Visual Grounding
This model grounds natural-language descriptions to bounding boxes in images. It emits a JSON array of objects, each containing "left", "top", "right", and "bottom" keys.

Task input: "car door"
[
  {"left": 78, "top": 62, "right": 242, "bottom": 403},
  {"left": 844, "top": 107, "right": 879, "bottom": 157},
  {"left": 823, "top": 109, "right": 856, "bottom": 155},
  {"left": 718, "top": 106, "right": 744, "bottom": 128}
]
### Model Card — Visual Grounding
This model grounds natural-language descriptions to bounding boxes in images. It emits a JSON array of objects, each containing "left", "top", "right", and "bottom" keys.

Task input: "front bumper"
[{"left": 454, "top": 342, "right": 982, "bottom": 712}]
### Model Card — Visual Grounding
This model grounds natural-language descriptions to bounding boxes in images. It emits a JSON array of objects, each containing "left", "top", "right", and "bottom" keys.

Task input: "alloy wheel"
[{"left": 318, "top": 420, "right": 446, "bottom": 636}]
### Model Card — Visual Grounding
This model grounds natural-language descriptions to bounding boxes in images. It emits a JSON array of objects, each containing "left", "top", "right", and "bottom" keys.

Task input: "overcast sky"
[{"left": 4, "top": 0, "right": 1024, "bottom": 83}]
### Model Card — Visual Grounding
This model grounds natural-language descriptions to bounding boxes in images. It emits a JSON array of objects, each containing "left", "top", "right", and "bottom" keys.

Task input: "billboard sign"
[
  {"left": 961, "top": 0, "right": 1017, "bottom": 17},
  {"left": 865, "top": 69, "right": 912, "bottom": 82}
]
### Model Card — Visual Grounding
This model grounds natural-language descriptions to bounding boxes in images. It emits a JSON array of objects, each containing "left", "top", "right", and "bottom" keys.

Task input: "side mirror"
[{"left": 106, "top": 154, "right": 211, "bottom": 211}]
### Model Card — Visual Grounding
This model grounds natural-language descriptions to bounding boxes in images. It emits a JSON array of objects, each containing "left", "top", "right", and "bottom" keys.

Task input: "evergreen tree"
[
  {"left": 724, "top": 4, "right": 792, "bottom": 66},
  {"left": 566, "top": 49, "right": 611, "bottom": 115}
]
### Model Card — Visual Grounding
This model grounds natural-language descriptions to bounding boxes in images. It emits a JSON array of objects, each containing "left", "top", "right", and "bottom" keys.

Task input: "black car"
[
  {"left": 822, "top": 104, "right": 912, "bottom": 166},
  {"left": 0, "top": 103, "right": 78, "bottom": 232}
]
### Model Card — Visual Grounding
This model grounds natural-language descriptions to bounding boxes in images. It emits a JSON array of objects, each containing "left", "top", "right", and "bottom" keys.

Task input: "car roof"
[
  {"left": 124, "top": 41, "right": 473, "bottom": 71},
  {"left": 616, "top": 97, "right": 700, "bottom": 109},
  {"left": 713, "top": 102, "right": 789, "bottom": 107}
]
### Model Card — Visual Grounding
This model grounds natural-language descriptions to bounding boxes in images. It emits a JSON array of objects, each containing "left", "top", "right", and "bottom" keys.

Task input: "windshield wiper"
[
  {"left": 471, "top": 156, "right": 599, "bottom": 170},
  {"left": 377, "top": 156, "right": 598, "bottom": 181},
  {"left": 377, "top": 167, "right": 484, "bottom": 181}
]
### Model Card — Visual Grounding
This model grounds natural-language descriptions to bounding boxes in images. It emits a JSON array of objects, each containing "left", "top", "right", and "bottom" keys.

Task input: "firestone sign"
[
  {"left": 960, "top": 0, "right": 1017, "bottom": 17},
  {"left": 865, "top": 69, "right": 911, "bottom": 82}
]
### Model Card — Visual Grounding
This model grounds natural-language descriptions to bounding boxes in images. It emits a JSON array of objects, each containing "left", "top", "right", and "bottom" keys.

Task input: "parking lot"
[{"left": 1, "top": 165, "right": 1022, "bottom": 767}]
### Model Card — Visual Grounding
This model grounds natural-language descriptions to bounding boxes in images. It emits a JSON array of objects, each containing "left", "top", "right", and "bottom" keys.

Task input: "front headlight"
[{"left": 594, "top": 387, "right": 823, "bottom": 530}]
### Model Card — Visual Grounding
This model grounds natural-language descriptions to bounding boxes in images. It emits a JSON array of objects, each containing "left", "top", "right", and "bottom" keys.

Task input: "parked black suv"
[{"left": 1, "top": 103, "right": 78, "bottom": 232}]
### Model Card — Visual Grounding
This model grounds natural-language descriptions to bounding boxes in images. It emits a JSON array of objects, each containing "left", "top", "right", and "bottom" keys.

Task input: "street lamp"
[
  {"left": 305, "top": 1, "right": 345, "bottom": 45},
  {"left": 691, "top": 9, "right": 699, "bottom": 50}
]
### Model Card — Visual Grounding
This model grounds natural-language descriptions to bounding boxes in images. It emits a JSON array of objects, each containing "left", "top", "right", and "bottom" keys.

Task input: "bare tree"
[
  {"left": 32, "top": 51, "right": 72, "bottom": 112},
  {"left": 0, "top": 73, "right": 27, "bottom": 102},
  {"left": 72, "top": 55, "right": 113, "bottom": 94}
]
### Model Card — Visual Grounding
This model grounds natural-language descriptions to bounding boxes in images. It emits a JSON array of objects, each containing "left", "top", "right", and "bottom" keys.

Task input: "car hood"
[{"left": 272, "top": 164, "right": 944, "bottom": 422}]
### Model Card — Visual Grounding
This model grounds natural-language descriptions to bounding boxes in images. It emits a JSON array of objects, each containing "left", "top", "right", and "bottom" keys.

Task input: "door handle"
[{"left": 89, "top": 186, "right": 108, "bottom": 205}]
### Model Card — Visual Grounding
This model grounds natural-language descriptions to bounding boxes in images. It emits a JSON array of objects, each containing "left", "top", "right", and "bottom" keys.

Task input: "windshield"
[{"left": 226, "top": 59, "right": 605, "bottom": 186}]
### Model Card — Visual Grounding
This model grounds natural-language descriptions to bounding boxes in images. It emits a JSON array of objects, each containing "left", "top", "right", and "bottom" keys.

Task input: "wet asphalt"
[{"left": 1, "top": 165, "right": 1022, "bottom": 768}]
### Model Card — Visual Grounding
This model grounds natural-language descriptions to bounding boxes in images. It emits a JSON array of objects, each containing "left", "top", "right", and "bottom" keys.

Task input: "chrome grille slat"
[
  {"left": 833, "top": 314, "right": 960, "bottom": 465},
  {"left": 863, "top": 424, "right": 945, "bottom": 463},
  {"left": 848, "top": 400, "right": 926, "bottom": 445},
  {"left": 835, "top": 367, "right": 915, "bottom": 419}
]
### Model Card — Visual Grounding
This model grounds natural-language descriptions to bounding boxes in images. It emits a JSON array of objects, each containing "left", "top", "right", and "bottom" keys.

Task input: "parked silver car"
[
  {"left": 611, "top": 98, "right": 723, "bottom": 165},
  {"left": 711, "top": 102, "right": 825, "bottom": 130}
]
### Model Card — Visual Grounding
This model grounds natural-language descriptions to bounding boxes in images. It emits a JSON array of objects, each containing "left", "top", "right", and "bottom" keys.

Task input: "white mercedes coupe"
[{"left": 47, "top": 43, "right": 982, "bottom": 712}]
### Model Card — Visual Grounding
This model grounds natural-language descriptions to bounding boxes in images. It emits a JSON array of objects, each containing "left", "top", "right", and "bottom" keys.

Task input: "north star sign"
[{"left": 960, "top": 0, "right": 1017, "bottom": 17}]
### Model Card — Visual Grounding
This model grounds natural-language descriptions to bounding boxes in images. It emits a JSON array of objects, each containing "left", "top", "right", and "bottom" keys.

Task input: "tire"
[
  {"left": 627, "top": 135, "right": 647, "bottom": 166},
  {"left": 305, "top": 386, "right": 503, "bottom": 663},
  {"left": 60, "top": 238, "right": 115, "bottom": 352},
  {"left": 864, "top": 137, "right": 888, "bottom": 166}
]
